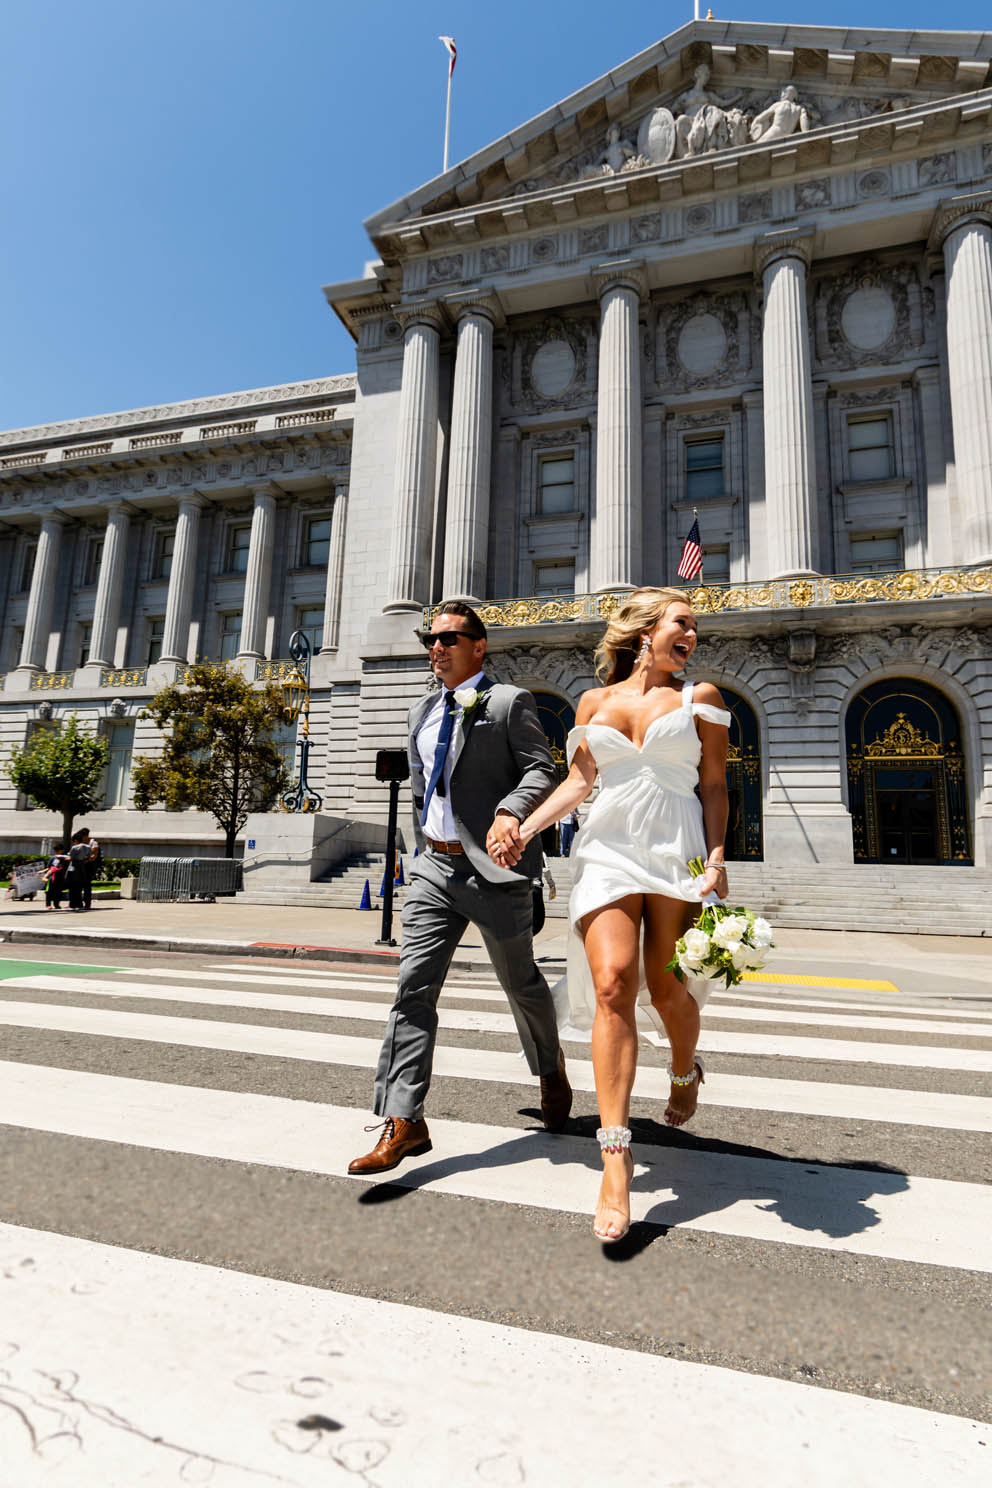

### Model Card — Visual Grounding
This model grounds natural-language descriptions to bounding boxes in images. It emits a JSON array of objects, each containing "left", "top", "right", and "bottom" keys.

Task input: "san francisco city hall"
[{"left": 2, "top": 19, "right": 991, "bottom": 924}]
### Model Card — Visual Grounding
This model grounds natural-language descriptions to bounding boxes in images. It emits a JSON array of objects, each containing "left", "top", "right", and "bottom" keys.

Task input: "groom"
[{"left": 349, "top": 599, "right": 571, "bottom": 1174}]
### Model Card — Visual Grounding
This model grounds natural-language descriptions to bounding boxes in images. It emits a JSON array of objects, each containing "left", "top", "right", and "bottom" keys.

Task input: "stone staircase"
[{"left": 237, "top": 854, "right": 990, "bottom": 935}]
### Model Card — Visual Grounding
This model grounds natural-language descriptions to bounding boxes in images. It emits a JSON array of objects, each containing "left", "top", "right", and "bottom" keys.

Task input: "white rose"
[
  {"left": 741, "top": 943, "right": 766, "bottom": 969},
  {"left": 730, "top": 944, "right": 751, "bottom": 971},
  {"left": 677, "top": 952, "right": 699, "bottom": 977},
  {"left": 751, "top": 917, "right": 774, "bottom": 948},
  {"left": 722, "top": 939, "right": 742, "bottom": 958},
  {"left": 712, "top": 914, "right": 747, "bottom": 949},
  {"left": 454, "top": 687, "right": 478, "bottom": 709},
  {"left": 682, "top": 928, "right": 710, "bottom": 962}
]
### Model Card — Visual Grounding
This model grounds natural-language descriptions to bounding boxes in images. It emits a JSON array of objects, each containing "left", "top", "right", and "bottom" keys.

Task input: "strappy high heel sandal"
[
  {"left": 663, "top": 1055, "right": 705, "bottom": 1128},
  {"left": 593, "top": 1125, "right": 633, "bottom": 1243}
]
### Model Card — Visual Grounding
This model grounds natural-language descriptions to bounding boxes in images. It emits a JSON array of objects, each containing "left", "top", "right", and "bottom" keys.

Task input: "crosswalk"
[{"left": 0, "top": 948, "right": 989, "bottom": 1485}]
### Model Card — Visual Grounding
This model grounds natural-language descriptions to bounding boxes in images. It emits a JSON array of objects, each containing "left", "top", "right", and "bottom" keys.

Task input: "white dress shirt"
[{"left": 417, "top": 669, "right": 485, "bottom": 842}]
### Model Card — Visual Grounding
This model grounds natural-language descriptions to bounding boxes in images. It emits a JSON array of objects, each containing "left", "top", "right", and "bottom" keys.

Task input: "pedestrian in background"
[
  {"left": 45, "top": 845, "right": 69, "bottom": 909},
  {"left": 66, "top": 829, "right": 92, "bottom": 912},
  {"left": 559, "top": 807, "right": 580, "bottom": 857}
]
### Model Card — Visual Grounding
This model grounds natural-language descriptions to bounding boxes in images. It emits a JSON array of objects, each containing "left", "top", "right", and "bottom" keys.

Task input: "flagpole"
[
  {"left": 694, "top": 506, "right": 704, "bottom": 584},
  {"left": 442, "top": 63, "right": 453, "bottom": 173}
]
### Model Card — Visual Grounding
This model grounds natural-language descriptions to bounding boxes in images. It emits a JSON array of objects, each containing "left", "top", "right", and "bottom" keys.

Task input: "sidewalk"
[{"left": 1, "top": 894, "right": 990, "bottom": 993}]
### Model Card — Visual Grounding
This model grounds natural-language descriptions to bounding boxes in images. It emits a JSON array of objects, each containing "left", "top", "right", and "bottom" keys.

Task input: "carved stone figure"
[
  {"left": 673, "top": 64, "right": 744, "bottom": 158},
  {"left": 749, "top": 85, "right": 812, "bottom": 144},
  {"left": 582, "top": 123, "right": 651, "bottom": 178},
  {"left": 636, "top": 106, "right": 677, "bottom": 165}
]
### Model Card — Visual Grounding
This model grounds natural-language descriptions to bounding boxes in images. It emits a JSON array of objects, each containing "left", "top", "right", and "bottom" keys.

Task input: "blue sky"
[{"left": 3, "top": 1, "right": 989, "bottom": 431}]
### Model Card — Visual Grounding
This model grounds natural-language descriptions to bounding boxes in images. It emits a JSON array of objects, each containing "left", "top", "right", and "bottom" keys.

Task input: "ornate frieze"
[
  {"left": 822, "top": 623, "right": 988, "bottom": 669},
  {"left": 510, "top": 316, "right": 595, "bottom": 413},
  {"left": 485, "top": 645, "right": 596, "bottom": 692}
]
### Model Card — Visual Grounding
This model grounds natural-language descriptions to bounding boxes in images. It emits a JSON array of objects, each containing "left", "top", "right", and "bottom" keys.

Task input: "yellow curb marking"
[{"left": 741, "top": 972, "right": 899, "bottom": 992}]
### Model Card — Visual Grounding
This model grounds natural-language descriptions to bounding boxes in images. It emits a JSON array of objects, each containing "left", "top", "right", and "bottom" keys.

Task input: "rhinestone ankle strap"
[
  {"left": 596, "top": 1125, "right": 632, "bottom": 1152},
  {"left": 668, "top": 1063, "right": 700, "bottom": 1087}
]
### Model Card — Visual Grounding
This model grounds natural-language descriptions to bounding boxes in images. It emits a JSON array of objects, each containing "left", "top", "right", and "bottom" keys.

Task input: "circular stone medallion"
[
  {"left": 841, "top": 286, "right": 896, "bottom": 350},
  {"left": 677, "top": 313, "right": 727, "bottom": 375},
  {"left": 531, "top": 339, "right": 576, "bottom": 397}
]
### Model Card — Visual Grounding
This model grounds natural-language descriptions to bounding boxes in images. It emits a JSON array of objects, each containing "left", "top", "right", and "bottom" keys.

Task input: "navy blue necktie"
[{"left": 421, "top": 691, "right": 456, "bottom": 825}]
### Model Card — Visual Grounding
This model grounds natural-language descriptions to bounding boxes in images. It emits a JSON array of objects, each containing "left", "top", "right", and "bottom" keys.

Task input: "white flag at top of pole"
[
  {"left": 439, "top": 35, "right": 457, "bottom": 75},
  {"left": 439, "top": 36, "right": 457, "bottom": 173}
]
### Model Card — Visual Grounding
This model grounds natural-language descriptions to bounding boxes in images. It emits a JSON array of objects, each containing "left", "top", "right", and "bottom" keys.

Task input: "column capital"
[
  {"left": 394, "top": 299, "right": 447, "bottom": 335},
  {"left": 754, "top": 227, "right": 815, "bottom": 278},
  {"left": 248, "top": 483, "right": 280, "bottom": 503},
  {"left": 589, "top": 259, "right": 648, "bottom": 301},
  {"left": 443, "top": 290, "right": 504, "bottom": 328},
  {"left": 177, "top": 492, "right": 209, "bottom": 513},
  {"left": 928, "top": 190, "right": 992, "bottom": 253}
]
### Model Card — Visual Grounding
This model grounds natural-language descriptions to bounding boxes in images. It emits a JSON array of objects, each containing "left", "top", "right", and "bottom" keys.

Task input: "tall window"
[
  {"left": 219, "top": 612, "right": 242, "bottom": 661},
  {"left": 533, "top": 559, "right": 575, "bottom": 596},
  {"left": 84, "top": 535, "right": 104, "bottom": 587},
  {"left": 20, "top": 541, "right": 37, "bottom": 593},
  {"left": 295, "top": 606, "right": 324, "bottom": 653},
  {"left": 102, "top": 721, "right": 135, "bottom": 808},
  {"left": 701, "top": 546, "right": 730, "bottom": 583},
  {"left": 227, "top": 524, "right": 251, "bottom": 573},
  {"left": 849, "top": 533, "right": 903, "bottom": 574},
  {"left": 145, "top": 617, "right": 166, "bottom": 665},
  {"left": 303, "top": 516, "right": 331, "bottom": 567},
  {"left": 77, "top": 622, "right": 92, "bottom": 668},
  {"left": 685, "top": 438, "right": 725, "bottom": 501},
  {"left": 152, "top": 529, "right": 175, "bottom": 580},
  {"left": 537, "top": 455, "right": 575, "bottom": 515},
  {"left": 847, "top": 415, "right": 893, "bottom": 482}
]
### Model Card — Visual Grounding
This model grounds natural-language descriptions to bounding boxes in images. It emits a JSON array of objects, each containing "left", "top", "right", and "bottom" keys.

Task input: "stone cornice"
[
  {"left": 928, "top": 189, "right": 992, "bottom": 251},
  {"left": 590, "top": 259, "right": 648, "bottom": 300},
  {"left": 0, "top": 375, "right": 357, "bottom": 450},
  {"left": 754, "top": 226, "right": 815, "bottom": 277}
]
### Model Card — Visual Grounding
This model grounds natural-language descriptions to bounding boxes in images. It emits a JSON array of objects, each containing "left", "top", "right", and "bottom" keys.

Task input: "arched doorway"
[
  {"left": 845, "top": 679, "right": 971, "bottom": 864},
  {"left": 533, "top": 691, "right": 576, "bottom": 856},
  {"left": 718, "top": 688, "right": 763, "bottom": 861}
]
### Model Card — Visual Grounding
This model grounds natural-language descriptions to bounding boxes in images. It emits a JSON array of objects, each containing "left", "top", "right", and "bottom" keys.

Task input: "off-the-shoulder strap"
[
  {"left": 566, "top": 725, "right": 589, "bottom": 766},
  {"left": 692, "top": 701, "right": 732, "bottom": 728},
  {"left": 681, "top": 680, "right": 694, "bottom": 708}
]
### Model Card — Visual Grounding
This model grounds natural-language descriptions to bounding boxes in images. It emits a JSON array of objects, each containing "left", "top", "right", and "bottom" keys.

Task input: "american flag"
[
  {"left": 677, "top": 517, "right": 703, "bottom": 581},
  {"left": 439, "top": 35, "right": 457, "bottom": 76}
]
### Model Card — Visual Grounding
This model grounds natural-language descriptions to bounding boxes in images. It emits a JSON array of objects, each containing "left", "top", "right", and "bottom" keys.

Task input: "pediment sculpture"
[{"left": 633, "top": 66, "right": 815, "bottom": 167}]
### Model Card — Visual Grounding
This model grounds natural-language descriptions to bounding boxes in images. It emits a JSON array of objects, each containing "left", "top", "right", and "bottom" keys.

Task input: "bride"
[{"left": 486, "top": 588, "right": 730, "bottom": 1243}]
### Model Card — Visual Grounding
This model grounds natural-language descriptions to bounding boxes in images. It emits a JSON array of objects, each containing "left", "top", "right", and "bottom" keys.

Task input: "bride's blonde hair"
[{"left": 593, "top": 586, "right": 692, "bottom": 684}]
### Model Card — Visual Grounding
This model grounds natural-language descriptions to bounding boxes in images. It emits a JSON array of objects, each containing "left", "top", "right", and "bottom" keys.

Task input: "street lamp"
[{"left": 279, "top": 630, "right": 322, "bottom": 814}]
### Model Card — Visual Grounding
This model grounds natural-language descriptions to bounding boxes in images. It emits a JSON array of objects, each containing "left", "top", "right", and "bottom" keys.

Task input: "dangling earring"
[{"left": 638, "top": 635, "right": 651, "bottom": 662}]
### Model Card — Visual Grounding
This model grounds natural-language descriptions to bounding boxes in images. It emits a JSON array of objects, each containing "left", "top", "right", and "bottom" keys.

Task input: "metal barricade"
[
  {"left": 137, "top": 857, "right": 181, "bottom": 902},
  {"left": 136, "top": 856, "right": 242, "bottom": 902}
]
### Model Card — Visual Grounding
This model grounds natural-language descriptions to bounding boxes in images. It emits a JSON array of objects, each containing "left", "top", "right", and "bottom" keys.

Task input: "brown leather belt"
[{"left": 426, "top": 837, "right": 465, "bottom": 855}]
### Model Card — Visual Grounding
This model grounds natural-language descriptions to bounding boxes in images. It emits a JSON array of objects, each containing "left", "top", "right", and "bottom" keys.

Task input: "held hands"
[{"left": 486, "top": 810, "right": 525, "bottom": 868}]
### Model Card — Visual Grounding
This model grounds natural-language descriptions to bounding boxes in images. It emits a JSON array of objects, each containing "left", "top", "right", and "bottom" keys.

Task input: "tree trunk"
[{"left": 61, "top": 808, "right": 74, "bottom": 851}]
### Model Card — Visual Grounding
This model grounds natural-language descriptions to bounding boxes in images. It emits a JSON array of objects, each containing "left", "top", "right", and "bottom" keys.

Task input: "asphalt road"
[{"left": 0, "top": 940, "right": 989, "bottom": 1486}]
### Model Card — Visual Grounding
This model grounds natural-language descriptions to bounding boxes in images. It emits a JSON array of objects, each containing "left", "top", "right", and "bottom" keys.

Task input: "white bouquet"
[{"left": 666, "top": 857, "right": 775, "bottom": 989}]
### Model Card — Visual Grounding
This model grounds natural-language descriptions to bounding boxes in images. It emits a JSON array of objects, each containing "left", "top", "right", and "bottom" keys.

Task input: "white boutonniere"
[{"left": 454, "top": 686, "right": 481, "bottom": 714}]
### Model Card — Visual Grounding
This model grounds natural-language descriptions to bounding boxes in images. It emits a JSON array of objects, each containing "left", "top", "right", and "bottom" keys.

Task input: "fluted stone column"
[
  {"left": 19, "top": 514, "right": 65, "bottom": 670},
  {"left": 590, "top": 261, "right": 646, "bottom": 592},
  {"left": 320, "top": 486, "right": 348, "bottom": 653},
  {"left": 757, "top": 229, "right": 818, "bottom": 577},
  {"left": 161, "top": 495, "right": 205, "bottom": 664},
  {"left": 88, "top": 502, "right": 130, "bottom": 668},
  {"left": 443, "top": 294, "right": 501, "bottom": 600},
  {"left": 238, "top": 486, "right": 277, "bottom": 660},
  {"left": 384, "top": 301, "right": 444, "bottom": 612},
  {"left": 934, "top": 193, "right": 992, "bottom": 564}
]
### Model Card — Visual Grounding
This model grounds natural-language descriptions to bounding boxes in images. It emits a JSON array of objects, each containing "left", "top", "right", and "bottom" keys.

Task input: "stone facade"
[{"left": 3, "top": 19, "right": 992, "bottom": 871}]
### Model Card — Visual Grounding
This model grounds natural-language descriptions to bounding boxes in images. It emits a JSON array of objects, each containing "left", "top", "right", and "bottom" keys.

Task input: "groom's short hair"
[{"left": 435, "top": 598, "right": 487, "bottom": 641}]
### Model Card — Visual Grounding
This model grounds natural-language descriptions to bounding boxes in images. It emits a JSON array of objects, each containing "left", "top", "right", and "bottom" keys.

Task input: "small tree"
[
  {"left": 6, "top": 714, "right": 109, "bottom": 848},
  {"left": 132, "top": 662, "right": 291, "bottom": 856}
]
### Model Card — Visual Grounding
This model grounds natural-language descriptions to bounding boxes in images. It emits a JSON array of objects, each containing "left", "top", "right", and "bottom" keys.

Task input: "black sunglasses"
[{"left": 416, "top": 629, "right": 483, "bottom": 649}]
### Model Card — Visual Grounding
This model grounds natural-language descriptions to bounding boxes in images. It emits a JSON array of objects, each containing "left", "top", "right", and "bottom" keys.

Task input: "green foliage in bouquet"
[{"left": 665, "top": 856, "right": 775, "bottom": 989}]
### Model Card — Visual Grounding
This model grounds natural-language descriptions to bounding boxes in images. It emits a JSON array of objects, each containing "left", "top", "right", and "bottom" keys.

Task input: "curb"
[{"left": 0, "top": 925, "right": 567, "bottom": 977}]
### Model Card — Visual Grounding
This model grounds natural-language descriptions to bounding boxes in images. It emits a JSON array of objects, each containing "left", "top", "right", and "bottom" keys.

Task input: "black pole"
[{"left": 376, "top": 777, "right": 401, "bottom": 946}]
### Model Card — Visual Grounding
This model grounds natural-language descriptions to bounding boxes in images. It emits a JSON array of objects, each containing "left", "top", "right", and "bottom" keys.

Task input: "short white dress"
[{"left": 555, "top": 680, "right": 732, "bottom": 1039}]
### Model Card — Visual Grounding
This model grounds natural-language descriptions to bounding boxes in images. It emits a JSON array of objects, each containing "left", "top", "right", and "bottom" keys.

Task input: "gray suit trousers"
[{"left": 372, "top": 849, "right": 561, "bottom": 1121}]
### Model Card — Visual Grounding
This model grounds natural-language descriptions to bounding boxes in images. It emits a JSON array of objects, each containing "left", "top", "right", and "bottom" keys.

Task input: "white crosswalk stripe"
[{"left": 0, "top": 949, "right": 989, "bottom": 1484}]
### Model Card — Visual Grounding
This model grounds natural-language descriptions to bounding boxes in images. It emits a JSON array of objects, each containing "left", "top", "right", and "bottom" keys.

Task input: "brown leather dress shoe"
[
  {"left": 540, "top": 1052, "right": 572, "bottom": 1133},
  {"left": 347, "top": 1117, "right": 432, "bottom": 1175}
]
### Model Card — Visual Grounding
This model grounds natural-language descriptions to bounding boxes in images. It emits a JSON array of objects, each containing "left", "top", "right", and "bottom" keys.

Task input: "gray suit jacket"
[{"left": 409, "top": 675, "right": 557, "bottom": 883}]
